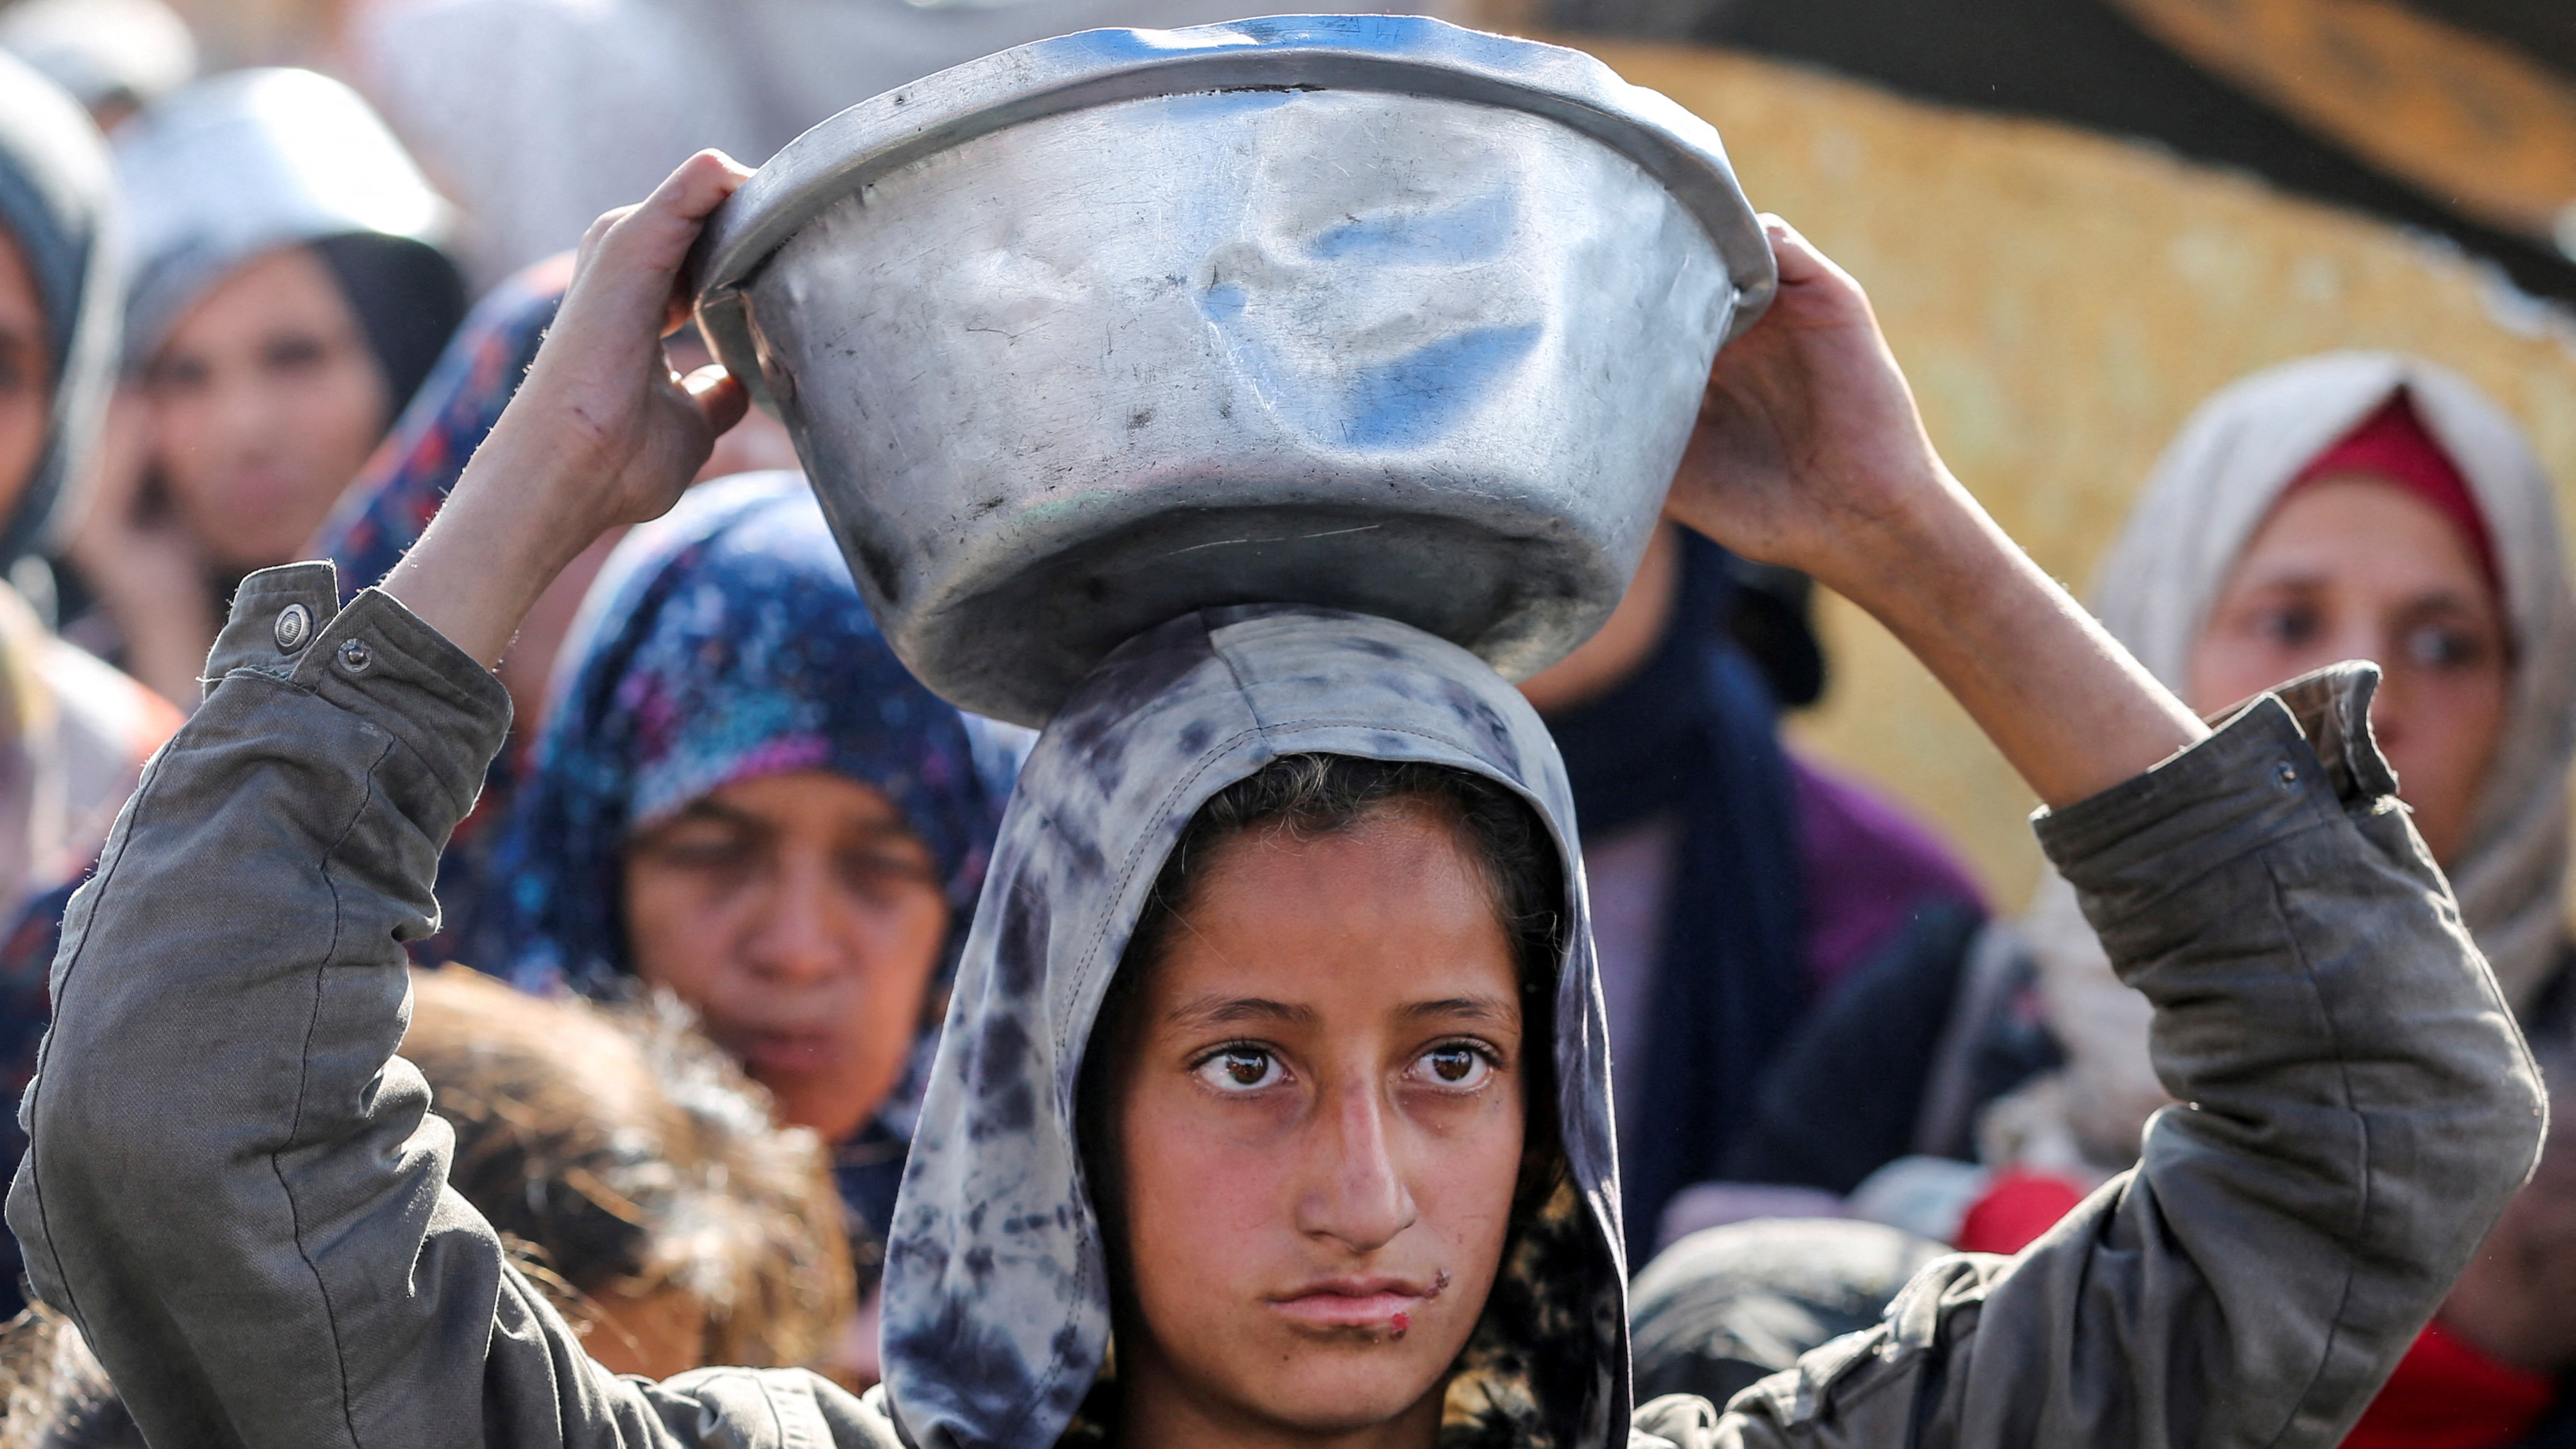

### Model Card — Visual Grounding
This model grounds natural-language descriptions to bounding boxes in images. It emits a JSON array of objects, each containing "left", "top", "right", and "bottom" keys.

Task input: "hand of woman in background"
[
  {"left": 1668, "top": 216, "right": 2205, "bottom": 809},
  {"left": 65, "top": 387, "right": 217, "bottom": 709},
  {"left": 385, "top": 151, "right": 753, "bottom": 667}
]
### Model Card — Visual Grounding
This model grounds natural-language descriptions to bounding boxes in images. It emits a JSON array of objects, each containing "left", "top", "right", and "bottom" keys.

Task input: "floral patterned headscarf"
[{"left": 476, "top": 472, "right": 1014, "bottom": 996}]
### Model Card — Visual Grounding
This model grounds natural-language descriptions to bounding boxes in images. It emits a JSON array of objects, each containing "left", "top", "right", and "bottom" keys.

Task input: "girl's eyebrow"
[
  {"left": 1168, "top": 995, "right": 1318, "bottom": 1028},
  {"left": 1402, "top": 995, "right": 1517, "bottom": 1024},
  {"left": 1164, "top": 994, "right": 1521, "bottom": 1029}
]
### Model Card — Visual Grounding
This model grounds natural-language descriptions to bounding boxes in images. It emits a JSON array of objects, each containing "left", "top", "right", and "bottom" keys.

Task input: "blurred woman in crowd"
[
  {"left": 310, "top": 249, "right": 796, "bottom": 962},
  {"left": 1969, "top": 354, "right": 2572, "bottom": 1201},
  {"left": 1680, "top": 354, "right": 2575, "bottom": 1233},
  {"left": 61, "top": 66, "right": 464, "bottom": 706},
  {"left": 1967, "top": 352, "right": 2576, "bottom": 1445},
  {"left": 472, "top": 473, "right": 1014, "bottom": 1353},
  {"left": 1515, "top": 523, "right": 1984, "bottom": 1251}
]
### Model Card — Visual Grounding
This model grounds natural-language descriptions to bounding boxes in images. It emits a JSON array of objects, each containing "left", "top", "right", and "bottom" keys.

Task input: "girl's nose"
[{"left": 1295, "top": 1079, "right": 1419, "bottom": 1254}]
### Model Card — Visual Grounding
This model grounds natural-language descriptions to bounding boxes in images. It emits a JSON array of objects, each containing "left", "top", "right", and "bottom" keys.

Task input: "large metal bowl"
[{"left": 692, "top": 15, "right": 1772, "bottom": 726}]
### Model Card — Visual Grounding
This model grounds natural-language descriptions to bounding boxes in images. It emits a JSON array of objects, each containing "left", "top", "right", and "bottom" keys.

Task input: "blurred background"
[
  {"left": 8, "top": 0, "right": 2576, "bottom": 1427},
  {"left": 12, "top": 0, "right": 2576, "bottom": 906}
]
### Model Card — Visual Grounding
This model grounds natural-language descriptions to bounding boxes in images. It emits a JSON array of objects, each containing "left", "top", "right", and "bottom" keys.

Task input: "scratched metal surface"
[{"left": 694, "top": 16, "right": 1769, "bottom": 725}]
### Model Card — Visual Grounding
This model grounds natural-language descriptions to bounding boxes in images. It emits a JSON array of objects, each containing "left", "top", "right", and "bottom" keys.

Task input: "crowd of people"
[{"left": 0, "top": 1, "right": 2567, "bottom": 1446}]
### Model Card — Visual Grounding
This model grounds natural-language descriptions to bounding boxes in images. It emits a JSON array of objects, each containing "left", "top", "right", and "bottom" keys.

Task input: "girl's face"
[
  {"left": 1109, "top": 800, "right": 1527, "bottom": 1448},
  {"left": 622, "top": 768, "right": 951, "bottom": 1143},
  {"left": 144, "top": 244, "right": 388, "bottom": 570},
  {"left": 0, "top": 224, "right": 46, "bottom": 524},
  {"left": 2189, "top": 474, "right": 2511, "bottom": 866}
]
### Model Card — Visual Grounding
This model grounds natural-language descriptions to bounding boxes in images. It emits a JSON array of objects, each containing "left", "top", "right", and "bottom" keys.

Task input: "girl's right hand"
[{"left": 385, "top": 150, "right": 754, "bottom": 667}]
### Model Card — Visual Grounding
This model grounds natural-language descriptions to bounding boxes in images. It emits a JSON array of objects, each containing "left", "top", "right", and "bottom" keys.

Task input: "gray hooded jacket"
[{"left": 9, "top": 565, "right": 2546, "bottom": 1449}]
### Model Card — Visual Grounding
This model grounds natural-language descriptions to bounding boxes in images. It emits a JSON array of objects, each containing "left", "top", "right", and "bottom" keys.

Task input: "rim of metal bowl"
[{"left": 688, "top": 13, "right": 1777, "bottom": 388}]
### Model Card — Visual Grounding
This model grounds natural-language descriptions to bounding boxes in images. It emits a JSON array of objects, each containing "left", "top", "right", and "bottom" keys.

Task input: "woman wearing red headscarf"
[{"left": 1959, "top": 354, "right": 2576, "bottom": 1448}]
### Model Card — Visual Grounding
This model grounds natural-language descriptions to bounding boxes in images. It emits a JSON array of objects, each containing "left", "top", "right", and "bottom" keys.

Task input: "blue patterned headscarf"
[{"left": 478, "top": 472, "right": 1014, "bottom": 996}]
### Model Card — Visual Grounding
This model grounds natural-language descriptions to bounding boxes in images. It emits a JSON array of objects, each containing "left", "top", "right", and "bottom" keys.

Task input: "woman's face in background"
[
  {"left": 2189, "top": 474, "right": 2511, "bottom": 866},
  {"left": 1107, "top": 800, "right": 1526, "bottom": 1449},
  {"left": 622, "top": 768, "right": 950, "bottom": 1143},
  {"left": 143, "top": 244, "right": 388, "bottom": 570},
  {"left": 0, "top": 225, "right": 47, "bottom": 523}
]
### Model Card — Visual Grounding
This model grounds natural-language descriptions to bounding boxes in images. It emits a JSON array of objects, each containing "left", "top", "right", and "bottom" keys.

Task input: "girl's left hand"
[
  {"left": 385, "top": 150, "right": 754, "bottom": 666},
  {"left": 1662, "top": 215, "right": 1954, "bottom": 599}
]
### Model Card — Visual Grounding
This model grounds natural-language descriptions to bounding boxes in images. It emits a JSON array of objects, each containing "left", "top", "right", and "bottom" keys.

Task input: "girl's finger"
[
  {"left": 664, "top": 149, "right": 753, "bottom": 221},
  {"left": 1760, "top": 214, "right": 1833, "bottom": 287},
  {"left": 576, "top": 204, "right": 639, "bottom": 273},
  {"left": 593, "top": 152, "right": 752, "bottom": 279},
  {"left": 561, "top": 154, "right": 756, "bottom": 345},
  {"left": 682, "top": 364, "right": 751, "bottom": 437}
]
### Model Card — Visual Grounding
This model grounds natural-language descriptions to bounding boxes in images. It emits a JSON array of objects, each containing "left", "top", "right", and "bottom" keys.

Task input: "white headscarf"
[{"left": 2003, "top": 352, "right": 2576, "bottom": 1171}]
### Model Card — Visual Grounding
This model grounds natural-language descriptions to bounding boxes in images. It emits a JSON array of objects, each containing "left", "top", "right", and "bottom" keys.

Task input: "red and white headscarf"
[
  {"left": 2091, "top": 352, "right": 2576, "bottom": 1010},
  {"left": 1993, "top": 353, "right": 2576, "bottom": 1180}
]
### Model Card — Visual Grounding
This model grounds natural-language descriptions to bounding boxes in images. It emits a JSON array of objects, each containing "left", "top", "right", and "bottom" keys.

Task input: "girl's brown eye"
[
  {"left": 1193, "top": 1047, "right": 1283, "bottom": 1093},
  {"left": 1413, "top": 1044, "right": 1494, "bottom": 1089}
]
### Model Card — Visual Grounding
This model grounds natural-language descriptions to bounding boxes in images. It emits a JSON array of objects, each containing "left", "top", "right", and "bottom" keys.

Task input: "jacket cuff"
[
  {"left": 2033, "top": 662, "right": 2396, "bottom": 926},
  {"left": 208, "top": 562, "right": 513, "bottom": 825}
]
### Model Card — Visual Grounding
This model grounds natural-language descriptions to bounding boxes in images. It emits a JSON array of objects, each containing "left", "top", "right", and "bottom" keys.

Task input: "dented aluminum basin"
[{"left": 692, "top": 14, "right": 1773, "bottom": 726}]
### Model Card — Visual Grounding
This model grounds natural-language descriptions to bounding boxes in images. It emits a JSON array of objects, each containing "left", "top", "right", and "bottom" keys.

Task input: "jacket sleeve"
[
  {"left": 1719, "top": 664, "right": 2548, "bottom": 1449},
  {"left": 6, "top": 565, "right": 876, "bottom": 1449}
]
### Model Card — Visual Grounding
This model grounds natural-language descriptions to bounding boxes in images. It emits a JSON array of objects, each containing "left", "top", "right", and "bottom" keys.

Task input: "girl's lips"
[
  {"left": 1268, "top": 1290, "right": 1426, "bottom": 1330},
  {"left": 1267, "top": 1272, "right": 1448, "bottom": 1331}
]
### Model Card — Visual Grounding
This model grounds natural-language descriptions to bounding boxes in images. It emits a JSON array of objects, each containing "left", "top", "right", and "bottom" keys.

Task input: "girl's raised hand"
[
  {"left": 385, "top": 150, "right": 754, "bottom": 667},
  {"left": 1663, "top": 215, "right": 1954, "bottom": 597},
  {"left": 1668, "top": 216, "right": 2206, "bottom": 808}
]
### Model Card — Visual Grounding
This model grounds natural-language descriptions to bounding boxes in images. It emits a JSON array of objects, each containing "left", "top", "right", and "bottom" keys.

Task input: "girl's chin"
[{"left": 1219, "top": 1363, "right": 1446, "bottom": 1438}]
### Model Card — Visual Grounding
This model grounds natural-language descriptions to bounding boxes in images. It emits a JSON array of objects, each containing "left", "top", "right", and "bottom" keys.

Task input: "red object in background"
[
  {"left": 1954, "top": 1168, "right": 2086, "bottom": 1255},
  {"left": 2343, "top": 1321, "right": 2556, "bottom": 1449}
]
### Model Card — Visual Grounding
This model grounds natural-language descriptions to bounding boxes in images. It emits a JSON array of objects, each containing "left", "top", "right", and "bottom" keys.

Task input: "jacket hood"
[
  {"left": 0, "top": 52, "right": 118, "bottom": 567},
  {"left": 881, "top": 604, "right": 1628, "bottom": 1449}
]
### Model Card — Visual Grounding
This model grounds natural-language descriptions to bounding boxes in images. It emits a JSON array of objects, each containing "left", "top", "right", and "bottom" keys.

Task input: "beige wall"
[{"left": 1574, "top": 40, "right": 2576, "bottom": 911}]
